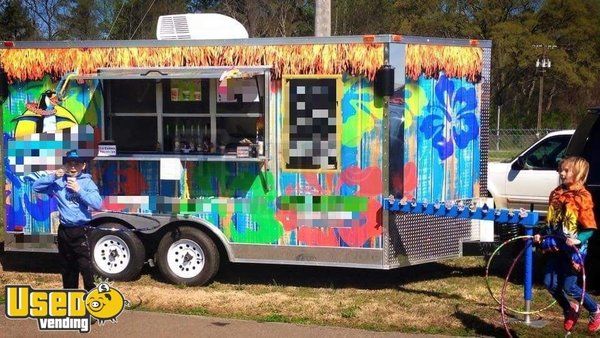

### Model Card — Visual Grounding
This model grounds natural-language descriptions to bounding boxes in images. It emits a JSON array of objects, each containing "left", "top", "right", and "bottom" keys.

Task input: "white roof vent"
[{"left": 157, "top": 13, "right": 249, "bottom": 40}]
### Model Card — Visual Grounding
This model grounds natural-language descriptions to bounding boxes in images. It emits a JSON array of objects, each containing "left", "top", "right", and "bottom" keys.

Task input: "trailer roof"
[{"left": 0, "top": 34, "right": 492, "bottom": 49}]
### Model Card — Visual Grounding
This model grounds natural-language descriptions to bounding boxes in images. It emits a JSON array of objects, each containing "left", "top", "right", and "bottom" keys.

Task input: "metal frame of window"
[{"left": 93, "top": 66, "right": 270, "bottom": 153}]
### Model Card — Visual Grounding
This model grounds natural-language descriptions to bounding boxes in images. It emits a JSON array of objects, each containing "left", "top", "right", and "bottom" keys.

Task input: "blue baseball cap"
[{"left": 63, "top": 149, "right": 89, "bottom": 163}]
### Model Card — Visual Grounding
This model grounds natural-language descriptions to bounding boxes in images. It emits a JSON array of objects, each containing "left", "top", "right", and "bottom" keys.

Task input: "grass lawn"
[{"left": 0, "top": 249, "right": 593, "bottom": 336}]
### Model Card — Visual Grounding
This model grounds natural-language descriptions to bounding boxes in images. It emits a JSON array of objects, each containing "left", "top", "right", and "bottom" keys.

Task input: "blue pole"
[{"left": 524, "top": 226, "right": 534, "bottom": 323}]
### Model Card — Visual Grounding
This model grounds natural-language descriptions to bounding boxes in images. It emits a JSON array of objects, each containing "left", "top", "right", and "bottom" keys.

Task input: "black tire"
[
  {"left": 89, "top": 223, "right": 145, "bottom": 281},
  {"left": 156, "top": 226, "right": 219, "bottom": 286}
]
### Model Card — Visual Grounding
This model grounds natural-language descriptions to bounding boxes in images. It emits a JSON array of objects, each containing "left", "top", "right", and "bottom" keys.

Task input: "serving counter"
[
  {"left": 90, "top": 153, "right": 269, "bottom": 198},
  {"left": 93, "top": 153, "right": 267, "bottom": 162}
]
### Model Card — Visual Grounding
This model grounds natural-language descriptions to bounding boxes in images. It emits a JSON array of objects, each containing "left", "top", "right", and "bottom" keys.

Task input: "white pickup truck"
[{"left": 487, "top": 130, "right": 574, "bottom": 217}]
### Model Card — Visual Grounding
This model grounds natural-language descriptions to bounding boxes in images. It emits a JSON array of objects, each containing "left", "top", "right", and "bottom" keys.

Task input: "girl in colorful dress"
[{"left": 534, "top": 156, "right": 600, "bottom": 333}]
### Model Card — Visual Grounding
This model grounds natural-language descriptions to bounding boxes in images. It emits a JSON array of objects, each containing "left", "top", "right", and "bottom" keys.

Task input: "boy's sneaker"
[
  {"left": 589, "top": 310, "right": 600, "bottom": 333},
  {"left": 564, "top": 303, "right": 579, "bottom": 331}
]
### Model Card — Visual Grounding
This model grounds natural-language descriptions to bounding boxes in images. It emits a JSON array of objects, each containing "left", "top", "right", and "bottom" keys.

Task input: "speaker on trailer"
[
  {"left": 0, "top": 69, "right": 8, "bottom": 103},
  {"left": 374, "top": 65, "right": 395, "bottom": 97}
]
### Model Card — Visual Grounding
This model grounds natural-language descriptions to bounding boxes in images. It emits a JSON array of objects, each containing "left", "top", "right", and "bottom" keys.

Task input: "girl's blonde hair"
[{"left": 559, "top": 156, "right": 590, "bottom": 184}]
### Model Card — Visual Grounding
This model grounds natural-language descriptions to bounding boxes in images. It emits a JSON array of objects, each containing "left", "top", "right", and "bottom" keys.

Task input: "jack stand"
[{"left": 505, "top": 301, "right": 548, "bottom": 328}]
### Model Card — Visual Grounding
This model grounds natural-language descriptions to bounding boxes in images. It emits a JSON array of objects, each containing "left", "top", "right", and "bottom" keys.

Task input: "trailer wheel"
[
  {"left": 156, "top": 226, "right": 219, "bottom": 286},
  {"left": 89, "top": 223, "right": 145, "bottom": 281}
]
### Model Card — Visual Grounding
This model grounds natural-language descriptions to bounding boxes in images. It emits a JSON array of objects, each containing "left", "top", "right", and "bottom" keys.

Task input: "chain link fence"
[{"left": 489, "top": 128, "right": 561, "bottom": 162}]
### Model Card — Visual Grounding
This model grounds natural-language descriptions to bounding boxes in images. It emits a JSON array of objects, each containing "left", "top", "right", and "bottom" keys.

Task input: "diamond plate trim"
[{"left": 387, "top": 212, "right": 472, "bottom": 265}]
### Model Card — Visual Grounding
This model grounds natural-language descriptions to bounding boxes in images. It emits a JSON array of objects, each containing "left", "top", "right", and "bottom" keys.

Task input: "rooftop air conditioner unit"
[{"left": 157, "top": 13, "right": 249, "bottom": 40}]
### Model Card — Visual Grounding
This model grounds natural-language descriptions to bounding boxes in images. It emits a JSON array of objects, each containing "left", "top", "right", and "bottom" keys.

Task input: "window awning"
[{"left": 70, "top": 66, "right": 272, "bottom": 80}]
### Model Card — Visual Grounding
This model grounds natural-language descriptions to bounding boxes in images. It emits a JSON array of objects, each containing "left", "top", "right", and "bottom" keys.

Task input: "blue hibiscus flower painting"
[{"left": 419, "top": 74, "right": 479, "bottom": 160}]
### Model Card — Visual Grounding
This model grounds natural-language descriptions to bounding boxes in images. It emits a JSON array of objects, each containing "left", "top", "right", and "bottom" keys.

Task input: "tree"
[
  {"left": 187, "top": 0, "right": 220, "bottom": 12},
  {"left": 23, "top": 0, "right": 70, "bottom": 40},
  {"left": 387, "top": 0, "right": 478, "bottom": 38},
  {"left": 331, "top": 0, "right": 397, "bottom": 35},
  {"left": 217, "top": 0, "right": 314, "bottom": 37},
  {"left": 102, "top": 0, "right": 187, "bottom": 40},
  {"left": 60, "top": 0, "right": 101, "bottom": 40},
  {"left": 463, "top": 0, "right": 543, "bottom": 39},
  {"left": 533, "top": 0, "right": 600, "bottom": 126},
  {"left": 0, "top": 0, "right": 37, "bottom": 40},
  {"left": 486, "top": 0, "right": 600, "bottom": 128}
]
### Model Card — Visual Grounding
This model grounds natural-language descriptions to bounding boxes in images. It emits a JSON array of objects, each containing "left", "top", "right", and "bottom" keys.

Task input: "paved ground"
[{"left": 1, "top": 307, "right": 455, "bottom": 338}]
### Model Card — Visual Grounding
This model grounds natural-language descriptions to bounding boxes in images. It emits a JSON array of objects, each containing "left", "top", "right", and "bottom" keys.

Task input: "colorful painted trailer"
[{"left": 0, "top": 35, "right": 491, "bottom": 285}]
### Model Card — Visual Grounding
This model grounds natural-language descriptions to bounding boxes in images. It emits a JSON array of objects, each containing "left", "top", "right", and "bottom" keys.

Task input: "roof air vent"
[{"left": 157, "top": 13, "right": 249, "bottom": 40}]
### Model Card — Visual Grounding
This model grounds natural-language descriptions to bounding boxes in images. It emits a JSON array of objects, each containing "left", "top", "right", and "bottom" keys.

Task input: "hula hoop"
[{"left": 485, "top": 235, "right": 556, "bottom": 315}]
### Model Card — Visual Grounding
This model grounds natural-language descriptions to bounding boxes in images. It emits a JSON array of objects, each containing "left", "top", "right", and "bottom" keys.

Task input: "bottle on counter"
[
  {"left": 196, "top": 124, "right": 202, "bottom": 152},
  {"left": 250, "top": 144, "right": 258, "bottom": 158},
  {"left": 202, "top": 123, "right": 212, "bottom": 153},
  {"left": 181, "top": 124, "right": 192, "bottom": 153},
  {"left": 256, "top": 115, "right": 265, "bottom": 156},
  {"left": 165, "top": 124, "right": 171, "bottom": 152},
  {"left": 173, "top": 124, "right": 181, "bottom": 152},
  {"left": 189, "top": 124, "right": 197, "bottom": 152},
  {"left": 256, "top": 131, "right": 264, "bottom": 156}
]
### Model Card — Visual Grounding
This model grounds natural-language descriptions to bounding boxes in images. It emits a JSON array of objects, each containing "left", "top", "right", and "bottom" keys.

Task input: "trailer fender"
[{"left": 92, "top": 212, "right": 234, "bottom": 261}]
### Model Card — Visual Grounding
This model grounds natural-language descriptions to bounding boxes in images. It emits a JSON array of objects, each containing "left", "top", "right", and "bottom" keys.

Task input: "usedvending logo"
[{"left": 5, "top": 282, "right": 127, "bottom": 333}]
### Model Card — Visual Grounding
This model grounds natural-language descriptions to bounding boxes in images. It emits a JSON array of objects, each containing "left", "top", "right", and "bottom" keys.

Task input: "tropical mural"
[
  {"left": 2, "top": 42, "right": 483, "bottom": 252},
  {"left": 87, "top": 75, "right": 383, "bottom": 248},
  {"left": 3, "top": 75, "right": 101, "bottom": 233},
  {"left": 401, "top": 72, "right": 481, "bottom": 202}
]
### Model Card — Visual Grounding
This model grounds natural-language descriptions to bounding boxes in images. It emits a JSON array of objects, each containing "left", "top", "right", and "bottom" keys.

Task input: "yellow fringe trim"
[{"left": 0, "top": 43, "right": 483, "bottom": 82}]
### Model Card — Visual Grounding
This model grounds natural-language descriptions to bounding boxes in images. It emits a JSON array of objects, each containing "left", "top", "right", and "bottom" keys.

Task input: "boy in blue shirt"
[{"left": 33, "top": 149, "right": 103, "bottom": 290}]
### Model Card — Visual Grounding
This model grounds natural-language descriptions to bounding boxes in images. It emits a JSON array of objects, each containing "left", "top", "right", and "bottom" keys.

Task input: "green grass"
[
  {"left": 187, "top": 306, "right": 209, "bottom": 316},
  {"left": 0, "top": 255, "right": 592, "bottom": 336},
  {"left": 340, "top": 305, "right": 358, "bottom": 318},
  {"left": 261, "top": 313, "right": 290, "bottom": 323}
]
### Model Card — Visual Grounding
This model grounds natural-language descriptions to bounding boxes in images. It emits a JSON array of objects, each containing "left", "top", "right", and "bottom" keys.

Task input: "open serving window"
[{"left": 71, "top": 66, "right": 270, "bottom": 159}]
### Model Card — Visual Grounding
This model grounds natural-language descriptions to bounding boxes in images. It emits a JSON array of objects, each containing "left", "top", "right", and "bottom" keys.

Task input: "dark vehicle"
[{"left": 565, "top": 106, "right": 600, "bottom": 290}]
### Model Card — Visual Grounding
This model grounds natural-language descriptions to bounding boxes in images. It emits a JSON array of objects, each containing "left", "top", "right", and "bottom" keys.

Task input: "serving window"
[
  {"left": 102, "top": 67, "right": 269, "bottom": 156},
  {"left": 111, "top": 116, "right": 158, "bottom": 152},
  {"left": 216, "top": 77, "right": 264, "bottom": 152},
  {"left": 163, "top": 79, "right": 210, "bottom": 114},
  {"left": 109, "top": 79, "right": 156, "bottom": 114},
  {"left": 217, "top": 78, "right": 262, "bottom": 114},
  {"left": 106, "top": 79, "right": 158, "bottom": 152}
]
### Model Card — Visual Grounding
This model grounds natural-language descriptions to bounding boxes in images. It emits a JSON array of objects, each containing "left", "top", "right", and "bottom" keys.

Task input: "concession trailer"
[{"left": 0, "top": 15, "right": 492, "bottom": 285}]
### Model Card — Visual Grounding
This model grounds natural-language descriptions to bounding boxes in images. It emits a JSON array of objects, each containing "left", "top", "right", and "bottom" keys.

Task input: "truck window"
[
  {"left": 283, "top": 76, "right": 341, "bottom": 172},
  {"left": 583, "top": 119, "right": 600, "bottom": 185},
  {"left": 523, "top": 135, "right": 571, "bottom": 170}
]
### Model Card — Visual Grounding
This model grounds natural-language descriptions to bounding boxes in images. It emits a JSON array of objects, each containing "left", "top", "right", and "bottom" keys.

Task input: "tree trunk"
[{"left": 545, "top": 83, "right": 556, "bottom": 113}]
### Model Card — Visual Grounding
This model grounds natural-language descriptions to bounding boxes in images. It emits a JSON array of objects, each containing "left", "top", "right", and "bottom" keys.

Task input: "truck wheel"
[
  {"left": 156, "top": 226, "right": 219, "bottom": 286},
  {"left": 89, "top": 223, "right": 145, "bottom": 281}
]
